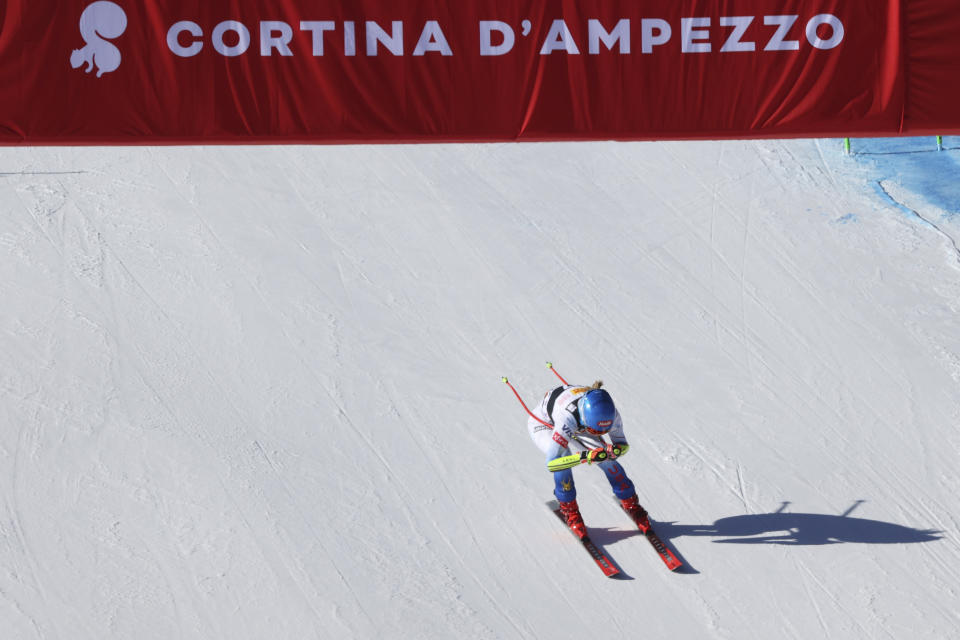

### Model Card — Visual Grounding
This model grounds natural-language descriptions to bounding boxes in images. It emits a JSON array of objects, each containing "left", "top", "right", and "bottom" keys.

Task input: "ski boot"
[
  {"left": 558, "top": 499, "right": 587, "bottom": 539},
  {"left": 620, "top": 495, "right": 650, "bottom": 532}
]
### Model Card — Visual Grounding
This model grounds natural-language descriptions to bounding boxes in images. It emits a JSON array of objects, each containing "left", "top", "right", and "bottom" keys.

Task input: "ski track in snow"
[{"left": 1, "top": 140, "right": 959, "bottom": 639}]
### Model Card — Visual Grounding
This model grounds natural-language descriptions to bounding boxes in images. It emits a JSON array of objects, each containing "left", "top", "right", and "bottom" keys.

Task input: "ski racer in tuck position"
[{"left": 528, "top": 380, "right": 649, "bottom": 538}]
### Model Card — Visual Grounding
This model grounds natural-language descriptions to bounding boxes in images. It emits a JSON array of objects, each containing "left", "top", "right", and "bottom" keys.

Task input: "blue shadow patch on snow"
[
  {"left": 849, "top": 136, "right": 960, "bottom": 218},
  {"left": 833, "top": 213, "right": 858, "bottom": 224}
]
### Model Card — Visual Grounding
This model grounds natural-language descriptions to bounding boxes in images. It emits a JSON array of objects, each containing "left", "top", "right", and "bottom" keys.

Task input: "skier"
[{"left": 528, "top": 380, "right": 648, "bottom": 538}]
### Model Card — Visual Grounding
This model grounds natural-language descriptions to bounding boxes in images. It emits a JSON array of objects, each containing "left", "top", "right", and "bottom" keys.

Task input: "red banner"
[{"left": 1, "top": 1, "right": 958, "bottom": 144}]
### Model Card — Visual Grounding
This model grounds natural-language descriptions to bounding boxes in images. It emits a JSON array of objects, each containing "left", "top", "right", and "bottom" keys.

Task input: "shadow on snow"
[{"left": 656, "top": 500, "right": 943, "bottom": 546}]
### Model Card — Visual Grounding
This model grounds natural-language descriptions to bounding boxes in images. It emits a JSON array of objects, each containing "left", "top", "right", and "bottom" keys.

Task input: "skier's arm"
[
  {"left": 544, "top": 414, "right": 589, "bottom": 470},
  {"left": 606, "top": 411, "right": 629, "bottom": 458},
  {"left": 547, "top": 448, "right": 610, "bottom": 471},
  {"left": 607, "top": 442, "right": 629, "bottom": 458},
  {"left": 546, "top": 411, "right": 619, "bottom": 470}
]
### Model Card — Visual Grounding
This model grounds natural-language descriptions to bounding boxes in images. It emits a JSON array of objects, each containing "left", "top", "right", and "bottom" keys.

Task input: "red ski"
[
  {"left": 643, "top": 528, "right": 683, "bottom": 571},
  {"left": 547, "top": 501, "right": 621, "bottom": 578},
  {"left": 618, "top": 502, "right": 683, "bottom": 571}
]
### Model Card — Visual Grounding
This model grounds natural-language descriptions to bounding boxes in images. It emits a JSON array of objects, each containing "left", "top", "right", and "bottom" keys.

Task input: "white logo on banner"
[{"left": 71, "top": 2, "right": 128, "bottom": 78}]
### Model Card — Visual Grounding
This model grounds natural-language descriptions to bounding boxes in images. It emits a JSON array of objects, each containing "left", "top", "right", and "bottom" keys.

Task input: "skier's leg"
[
  {"left": 597, "top": 459, "right": 635, "bottom": 499},
  {"left": 598, "top": 459, "right": 648, "bottom": 528},
  {"left": 553, "top": 467, "right": 584, "bottom": 536},
  {"left": 528, "top": 418, "right": 584, "bottom": 534},
  {"left": 552, "top": 468, "right": 576, "bottom": 502},
  {"left": 528, "top": 417, "right": 578, "bottom": 501}
]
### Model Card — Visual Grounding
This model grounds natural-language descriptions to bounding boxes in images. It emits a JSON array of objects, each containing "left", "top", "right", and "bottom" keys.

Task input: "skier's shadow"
[
  {"left": 657, "top": 500, "right": 943, "bottom": 547},
  {"left": 590, "top": 501, "right": 940, "bottom": 577}
]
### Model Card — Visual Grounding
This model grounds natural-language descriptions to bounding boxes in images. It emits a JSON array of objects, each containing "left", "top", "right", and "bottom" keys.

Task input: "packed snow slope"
[{"left": 2, "top": 138, "right": 959, "bottom": 640}]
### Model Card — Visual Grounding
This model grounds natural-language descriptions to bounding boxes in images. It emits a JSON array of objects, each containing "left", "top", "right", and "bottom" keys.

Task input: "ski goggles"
[{"left": 582, "top": 420, "right": 614, "bottom": 436}]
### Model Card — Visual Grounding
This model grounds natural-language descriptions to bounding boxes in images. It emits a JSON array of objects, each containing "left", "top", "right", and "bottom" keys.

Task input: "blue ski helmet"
[{"left": 578, "top": 389, "right": 616, "bottom": 434}]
